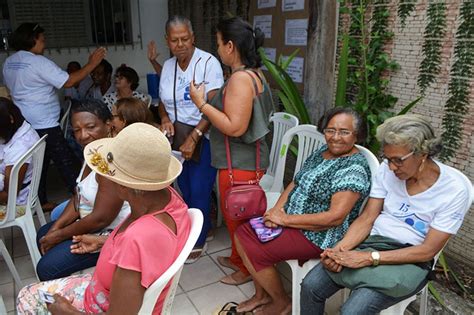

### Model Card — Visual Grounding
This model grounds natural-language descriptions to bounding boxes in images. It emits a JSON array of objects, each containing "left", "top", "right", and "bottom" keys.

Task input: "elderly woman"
[
  {"left": 110, "top": 97, "right": 156, "bottom": 136},
  {"left": 190, "top": 17, "right": 275, "bottom": 285},
  {"left": 0, "top": 98, "right": 39, "bottom": 209},
  {"left": 36, "top": 99, "right": 130, "bottom": 281},
  {"left": 103, "top": 65, "right": 148, "bottom": 111},
  {"left": 230, "top": 108, "right": 372, "bottom": 314},
  {"left": 159, "top": 15, "right": 224, "bottom": 262},
  {"left": 17, "top": 123, "right": 190, "bottom": 314},
  {"left": 300, "top": 115, "right": 471, "bottom": 315}
]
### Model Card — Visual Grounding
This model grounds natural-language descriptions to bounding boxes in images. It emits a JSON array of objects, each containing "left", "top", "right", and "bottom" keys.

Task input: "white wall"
[{"left": 0, "top": 0, "right": 169, "bottom": 94}]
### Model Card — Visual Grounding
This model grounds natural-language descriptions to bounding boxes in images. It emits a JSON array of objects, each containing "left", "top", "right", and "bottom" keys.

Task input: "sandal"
[
  {"left": 213, "top": 301, "right": 253, "bottom": 315},
  {"left": 185, "top": 243, "right": 208, "bottom": 264},
  {"left": 220, "top": 271, "right": 252, "bottom": 285},
  {"left": 217, "top": 256, "right": 239, "bottom": 271}
]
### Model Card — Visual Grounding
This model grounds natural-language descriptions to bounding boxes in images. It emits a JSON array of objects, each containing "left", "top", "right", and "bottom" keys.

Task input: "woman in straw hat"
[{"left": 17, "top": 123, "right": 191, "bottom": 315}]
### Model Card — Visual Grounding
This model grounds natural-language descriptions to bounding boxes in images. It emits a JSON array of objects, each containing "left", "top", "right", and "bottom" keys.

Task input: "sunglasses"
[{"left": 193, "top": 56, "right": 212, "bottom": 88}]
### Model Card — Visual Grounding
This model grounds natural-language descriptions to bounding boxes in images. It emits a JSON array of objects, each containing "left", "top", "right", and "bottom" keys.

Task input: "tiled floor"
[{"left": 0, "top": 224, "right": 292, "bottom": 315}]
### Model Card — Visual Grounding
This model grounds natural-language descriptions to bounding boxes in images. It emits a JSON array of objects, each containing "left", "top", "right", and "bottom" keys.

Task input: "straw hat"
[{"left": 84, "top": 122, "right": 182, "bottom": 191}]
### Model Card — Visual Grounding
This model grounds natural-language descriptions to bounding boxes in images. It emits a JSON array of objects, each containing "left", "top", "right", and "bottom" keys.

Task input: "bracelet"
[
  {"left": 198, "top": 101, "right": 207, "bottom": 112},
  {"left": 194, "top": 128, "right": 203, "bottom": 137}
]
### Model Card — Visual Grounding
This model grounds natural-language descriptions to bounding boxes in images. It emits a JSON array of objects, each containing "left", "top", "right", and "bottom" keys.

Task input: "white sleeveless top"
[{"left": 76, "top": 163, "right": 130, "bottom": 232}]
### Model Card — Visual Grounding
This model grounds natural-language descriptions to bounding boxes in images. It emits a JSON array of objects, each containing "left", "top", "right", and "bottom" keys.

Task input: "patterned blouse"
[
  {"left": 102, "top": 91, "right": 148, "bottom": 111},
  {"left": 284, "top": 145, "right": 371, "bottom": 249}
]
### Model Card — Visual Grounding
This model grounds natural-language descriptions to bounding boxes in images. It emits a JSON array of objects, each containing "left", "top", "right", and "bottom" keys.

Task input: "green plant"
[
  {"left": 258, "top": 48, "right": 311, "bottom": 124},
  {"left": 439, "top": 0, "right": 473, "bottom": 161},
  {"left": 397, "top": 0, "right": 417, "bottom": 28},
  {"left": 417, "top": 2, "right": 447, "bottom": 95},
  {"left": 338, "top": 0, "right": 400, "bottom": 152}
]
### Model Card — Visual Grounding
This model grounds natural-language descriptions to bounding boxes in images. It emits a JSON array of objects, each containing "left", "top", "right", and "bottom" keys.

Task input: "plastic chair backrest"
[
  {"left": 269, "top": 125, "right": 326, "bottom": 193},
  {"left": 354, "top": 145, "right": 380, "bottom": 183},
  {"left": 144, "top": 94, "right": 152, "bottom": 108},
  {"left": 2, "top": 135, "right": 47, "bottom": 225},
  {"left": 60, "top": 100, "right": 72, "bottom": 137},
  {"left": 138, "top": 208, "right": 203, "bottom": 315},
  {"left": 267, "top": 112, "right": 299, "bottom": 177}
]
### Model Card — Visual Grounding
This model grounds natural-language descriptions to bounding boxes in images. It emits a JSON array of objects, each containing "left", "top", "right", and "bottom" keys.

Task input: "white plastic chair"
[
  {"left": 287, "top": 144, "right": 380, "bottom": 315},
  {"left": 138, "top": 208, "right": 203, "bottom": 315},
  {"left": 380, "top": 166, "right": 473, "bottom": 315},
  {"left": 259, "top": 112, "right": 299, "bottom": 192},
  {"left": 265, "top": 125, "right": 326, "bottom": 211},
  {"left": 60, "top": 100, "right": 72, "bottom": 137},
  {"left": 144, "top": 94, "right": 153, "bottom": 108},
  {"left": 0, "top": 238, "right": 23, "bottom": 289},
  {"left": 0, "top": 135, "right": 47, "bottom": 272}
]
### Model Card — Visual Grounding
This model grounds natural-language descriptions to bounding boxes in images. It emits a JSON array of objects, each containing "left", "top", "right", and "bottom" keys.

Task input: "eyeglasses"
[
  {"left": 193, "top": 56, "right": 211, "bottom": 88},
  {"left": 323, "top": 128, "right": 354, "bottom": 137},
  {"left": 381, "top": 151, "right": 414, "bottom": 167}
]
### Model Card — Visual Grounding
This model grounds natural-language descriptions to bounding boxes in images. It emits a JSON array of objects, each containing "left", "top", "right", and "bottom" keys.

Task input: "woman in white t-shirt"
[
  {"left": 0, "top": 98, "right": 40, "bottom": 210},
  {"left": 158, "top": 15, "right": 224, "bottom": 262},
  {"left": 103, "top": 65, "right": 148, "bottom": 111},
  {"left": 35, "top": 99, "right": 130, "bottom": 281},
  {"left": 301, "top": 115, "right": 471, "bottom": 315}
]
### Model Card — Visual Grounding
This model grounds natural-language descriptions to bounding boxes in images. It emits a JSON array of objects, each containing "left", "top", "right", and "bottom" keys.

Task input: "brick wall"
[{"left": 344, "top": 1, "right": 474, "bottom": 264}]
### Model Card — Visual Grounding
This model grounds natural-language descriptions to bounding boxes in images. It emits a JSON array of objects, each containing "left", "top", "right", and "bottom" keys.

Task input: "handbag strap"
[
  {"left": 224, "top": 69, "right": 262, "bottom": 186},
  {"left": 173, "top": 59, "right": 178, "bottom": 122}
]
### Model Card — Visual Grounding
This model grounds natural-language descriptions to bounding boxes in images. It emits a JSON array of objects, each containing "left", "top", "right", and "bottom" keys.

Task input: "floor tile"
[
  {"left": 206, "top": 227, "right": 231, "bottom": 254},
  {"left": 10, "top": 236, "right": 29, "bottom": 258},
  {"left": 14, "top": 255, "right": 37, "bottom": 280},
  {"left": 0, "top": 282, "right": 15, "bottom": 312},
  {"left": 187, "top": 282, "right": 247, "bottom": 315},
  {"left": 176, "top": 284, "right": 183, "bottom": 295},
  {"left": 0, "top": 261, "right": 14, "bottom": 286},
  {"left": 179, "top": 255, "right": 225, "bottom": 291},
  {"left": 170, "top": 293, "right": 198, "bottom": 315},
  {"left": 208, "top": 249, "right": 233, "bottom": 275},
  {"left": 237, "top": 281, "right": 255, "bottom": 299}
]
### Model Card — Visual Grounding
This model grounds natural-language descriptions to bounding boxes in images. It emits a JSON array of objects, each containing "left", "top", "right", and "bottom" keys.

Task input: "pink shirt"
[{"left": 83, "top": 188, "right": 191, "bottom": 314}]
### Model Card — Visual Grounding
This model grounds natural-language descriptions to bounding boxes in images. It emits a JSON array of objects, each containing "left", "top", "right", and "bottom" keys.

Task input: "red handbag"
[{"left": 224, "top": 138, "right": 267, "bottom": 220}]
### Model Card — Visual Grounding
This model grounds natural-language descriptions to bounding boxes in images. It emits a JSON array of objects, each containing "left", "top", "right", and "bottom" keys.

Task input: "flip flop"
[
  {"left": 214, "top": 302, "right": 253, "bottom": 315},
  {"left": 185, "top": 243, "right": 208, "bottom": 264}
]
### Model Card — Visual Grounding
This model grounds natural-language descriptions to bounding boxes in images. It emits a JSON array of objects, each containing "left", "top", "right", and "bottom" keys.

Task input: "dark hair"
[
  {"left": 317, "top": 107, "right": 367, "bottom": 144},
  {"left": 116, "top": 65, "right": 140, "bottom": 90},
  {"left": 70, "top": 99, "right": 112, "bottom": 123},
  {"left": 97, "top": 59, "right": 113, "bottom": 75},
  {"left": 9, "top": 23, "right": 45, "bottom": 51},
  {"left": 165, "top": 15, "right": 193, "bottom": 36},
  {"left": 67, "top": 61, "right": 81, "bottom": 69},
  {"left": 216, "top": 17, "right": 265, "bottom": 68},
  {"left": 114, "top": 97, "right": 154, "bottom": 126},
  {"left": 0, "top": 97, "right": 26, "bottom": 142}
]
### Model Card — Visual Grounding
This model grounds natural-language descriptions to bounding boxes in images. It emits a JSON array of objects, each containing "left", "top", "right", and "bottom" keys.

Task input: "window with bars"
[{"left": 1, "top": 0, "right": 133, "bottom": 51}]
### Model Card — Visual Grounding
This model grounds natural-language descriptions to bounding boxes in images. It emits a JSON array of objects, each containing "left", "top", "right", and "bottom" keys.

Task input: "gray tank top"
[{"left": 209, "top": 69, "right": 275, "bottom": 170}]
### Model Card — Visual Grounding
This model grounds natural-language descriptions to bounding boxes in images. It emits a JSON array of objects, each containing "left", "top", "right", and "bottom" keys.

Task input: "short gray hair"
[
  {"left": 376, "top": 114, "right": 442, "bottom": 157},
  {"left": 165, "top": 15, "right": 193, "bottom": 36}
]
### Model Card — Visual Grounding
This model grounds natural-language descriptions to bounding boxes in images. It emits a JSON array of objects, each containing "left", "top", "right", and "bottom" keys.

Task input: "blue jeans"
[
  {"left": 50, "top": 200, "right": 69, "bottom": 221},
  {"left": 177, "top": 138, "right": 216, "bottom": 247},
  {"left": 36, "top": 221, "right": 100, "bottom": 281},
  {"left": 300, "top": 263, "right": 421, "bottom": 315}
]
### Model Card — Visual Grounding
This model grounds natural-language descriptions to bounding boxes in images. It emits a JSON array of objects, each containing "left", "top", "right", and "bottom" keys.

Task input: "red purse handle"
[{"left": 224, "top": 70, "right": 262, "bottom": 186}]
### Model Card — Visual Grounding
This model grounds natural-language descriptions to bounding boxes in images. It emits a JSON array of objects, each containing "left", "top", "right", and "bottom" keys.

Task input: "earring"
[{"left": 418, "top": 159, "right": 426, "bottom": 173}]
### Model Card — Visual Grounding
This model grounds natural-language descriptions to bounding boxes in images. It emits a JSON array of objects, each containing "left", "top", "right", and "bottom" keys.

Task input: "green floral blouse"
[{"left": 284, "top": 145, "right": 371, "bottom": 249}]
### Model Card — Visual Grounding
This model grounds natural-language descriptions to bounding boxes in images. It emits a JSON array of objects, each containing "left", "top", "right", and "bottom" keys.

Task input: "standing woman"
[
  {"left": 3, "top": 23, "right": 106, "bottom": 210},
  {"left": 158, "top": 15, "right": 224, "bottom": 261},
  {"left": 190, "top": 17, "right": 274, "bottom": 285}
]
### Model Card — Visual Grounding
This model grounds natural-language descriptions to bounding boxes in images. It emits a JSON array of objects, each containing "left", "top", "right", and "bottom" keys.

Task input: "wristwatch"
[
  {"left": 371, "top": 251, "right": 380, "bottom": 266},
  {"left": 194, "top": 128, "right": 203, "bottom": 137}
]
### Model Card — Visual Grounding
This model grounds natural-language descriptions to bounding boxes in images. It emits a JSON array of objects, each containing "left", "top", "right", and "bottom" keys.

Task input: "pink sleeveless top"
[{"left": 83, "top": 187, "right": 191, "bottom": 314}]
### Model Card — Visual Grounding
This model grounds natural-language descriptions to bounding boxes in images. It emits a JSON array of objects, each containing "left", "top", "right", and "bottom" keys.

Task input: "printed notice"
[
  {"left": 253, "top": 15, "right": 272, "bottom": 39},
  {"left": 282, "top": 0, "right": 305, "bottom": 11},
  {"left": 285, "top": 19, "right": 308, "bottom": 46},
  {"left": 261, "top": 47, "right": 277, "bottom": 71},
  {"left": 282, "top": 56, "right": 304, "bottom": 83},
  {"left": 258, "top": 0, "right": 276, "bottom": 9}
]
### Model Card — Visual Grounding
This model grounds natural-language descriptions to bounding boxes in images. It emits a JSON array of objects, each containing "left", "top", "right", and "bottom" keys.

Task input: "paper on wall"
[
  {"left": 281, "top": 56, "right": 304, "bottom": 83},
  {"left": 253, "top": 15, "right": 272, "bottom": 39},
  {"left": 285, "top": 19, "right": 308, "bottom": 46},
  {"left": 261, "top": 47, "right": 276, "bottom": 71},
  {"left": 258, "top": 0, "right": 277, "bottom": 9},
  {"left": 282, "top": 0, "right": 305, "bottom": 11}
]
